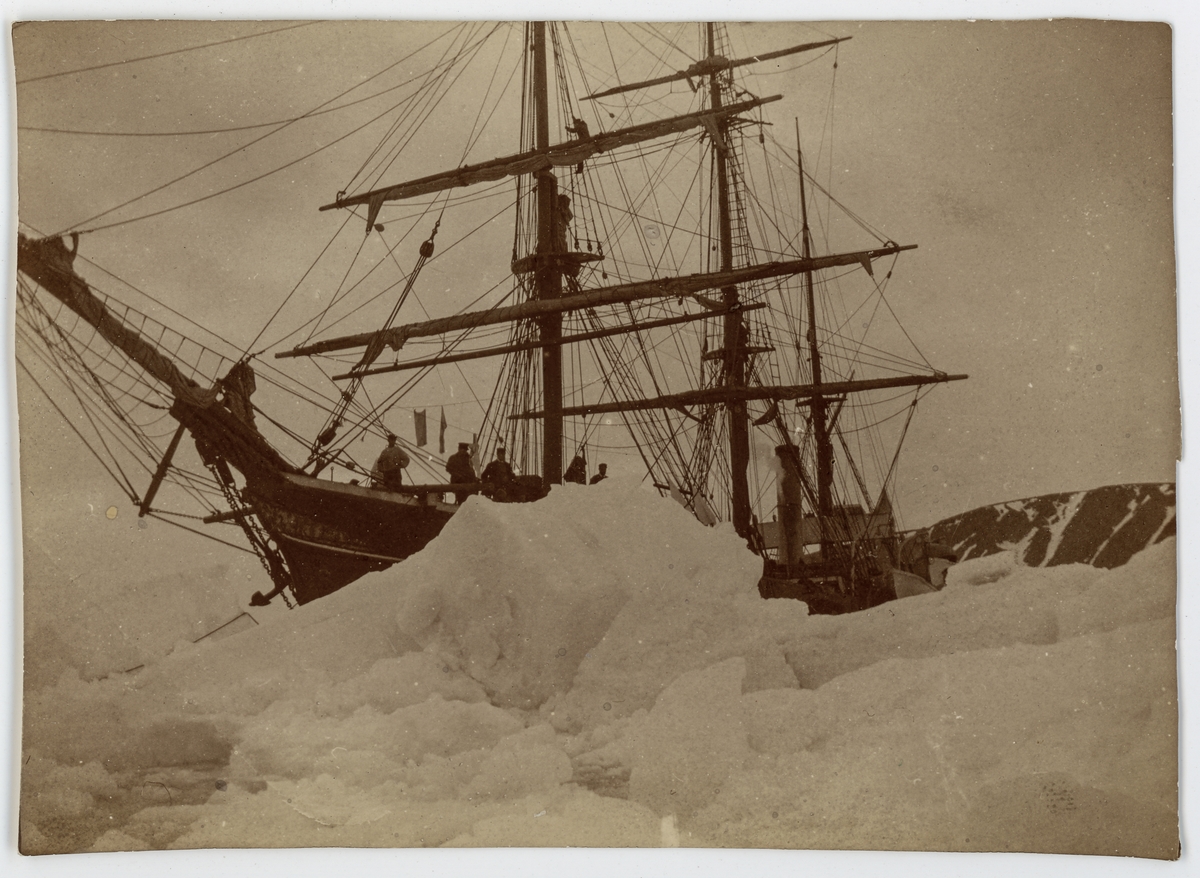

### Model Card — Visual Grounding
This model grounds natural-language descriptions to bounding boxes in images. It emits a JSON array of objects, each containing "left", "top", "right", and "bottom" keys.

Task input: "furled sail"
[
  {"left": 583, "top": 37, "right": 850, "bottom": 100},
  {"left": 17, "top": 234, "right": 213, "bottom": 406},
  {"left": 511, "top": 373, "right": 969, "bottom": 420},
  {"left": 332, "top": 303, "right": 766, "bottom": 380},
  {"left": 320, "top": 95, "right": 780, "bottom": 231},
  {"left": 277, "top": 243, "right": 914, "bottom": 359}
]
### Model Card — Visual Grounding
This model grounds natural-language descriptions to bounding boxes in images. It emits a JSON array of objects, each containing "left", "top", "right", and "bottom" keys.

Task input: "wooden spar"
[
  {"left": 330, "top": 303, "right": 766, "bottom": 380},
  {"left": 202, "top": 506, "right": 257, "bottom": 524},
  {"left": 584, "top": 37, "right": 850, "bottom": 100},
  {"left": 17, "top": 234, "right": 208, "bottom": 402},
  {"left": 709, "top": 23, "right": 752, "bottom": 541},
  {"left": 799, "top": 129, "right": 834, "bottom": 544},
  {"left": 533, "top": 21, "right": 563, "bottom": 486},
  {"left": 319, "top": 94, "right": 781, "bottom": 226},
  {"left": 510, "top": 372, "right": 969, "bottom": 419},
  {"left": 275, "top": 244, "right": 914, "bottom": 359},
  {"left": 139, "top": 421, "right": 187, "bottom": 516}
]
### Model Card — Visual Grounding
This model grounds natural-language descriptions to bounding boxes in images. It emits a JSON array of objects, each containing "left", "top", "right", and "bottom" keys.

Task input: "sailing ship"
[{"left": 15, "top": 22, "right": 965, "bottom": 613}]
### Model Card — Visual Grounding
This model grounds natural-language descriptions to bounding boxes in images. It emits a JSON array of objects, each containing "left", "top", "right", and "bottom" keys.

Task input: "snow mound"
[{"left": 20, "top": 478, "right": 1178, "bottom": 857}]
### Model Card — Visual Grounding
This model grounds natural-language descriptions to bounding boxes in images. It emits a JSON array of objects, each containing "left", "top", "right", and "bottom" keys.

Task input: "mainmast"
[
  {"left": 532, "top": 21, "right": 564, "bottom": 486},
  {"left": 707, "top": 22, "right": 752, "bottom": 540}
]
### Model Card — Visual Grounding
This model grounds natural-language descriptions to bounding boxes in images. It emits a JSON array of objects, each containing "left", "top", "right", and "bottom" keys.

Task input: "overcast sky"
[
  {"left": 3, "top": 3, "right": 1199, "bottom": 878},
  {"left": 11, "top": 15, "right": 1180, "bottom": 562}
]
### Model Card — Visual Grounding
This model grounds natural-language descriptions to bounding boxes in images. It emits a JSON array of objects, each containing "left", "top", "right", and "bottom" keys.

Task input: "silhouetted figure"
[
  {"left": 221, "top": 360, "right": 257, "bottom": 427},
  {"left": 589, "top": 463, "right": 608, "bottom": 485},
  {"left": 556, "top": 194, "right": 573, "bottom": 252},
  {"left": 566, "top": 117, "right": 591, "bottom": 140},
  {"left": 446, "top": 441, "right": 476, "bottom": 504},
  {"left": 564, "top": 454, "right": 587, "bottom": 485},
  {"left": 566, "top": 118, "right": 590, "bottom": 173},
  {"left": 481, "top": 447, "right": 515, "bottom": 501},
  {"left": 373, "top": 432, "right": 409, "bottom": 491}
]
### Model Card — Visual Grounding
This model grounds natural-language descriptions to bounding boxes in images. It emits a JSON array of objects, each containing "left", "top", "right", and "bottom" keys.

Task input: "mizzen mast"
[{"left": 798, "top": 131, "right": 835, "bottom": 551}]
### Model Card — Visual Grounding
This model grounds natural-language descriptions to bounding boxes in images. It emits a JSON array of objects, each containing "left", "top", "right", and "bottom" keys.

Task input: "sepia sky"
[
  {"left": 10, "top": 15, "right": 1180, "bottom": 554},
  {"left": 4, "top": 1, "right": 1199, "bottom": 875}
]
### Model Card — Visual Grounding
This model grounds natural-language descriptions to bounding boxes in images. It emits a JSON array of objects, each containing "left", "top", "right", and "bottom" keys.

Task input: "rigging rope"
[
  {"left": 350, "top": 23, "right": 496, "bottom": 193},
  {"left": 306, "top": 216, "right": 443, "bottom": 467},
  {"left": 16, "top": 22, "right": 318, "bottom": 86},
  {"left": 56, "top": 23, "right": 474, "bottom": 238},
  {"left": 15, "top": 358, "right": 138, "bottom": 502},
  {"left": 17, "top": 53, "right": 488, "bottom": 138},
  {"left": 146, "top": 513, "right": 258, "bottom": 556}
]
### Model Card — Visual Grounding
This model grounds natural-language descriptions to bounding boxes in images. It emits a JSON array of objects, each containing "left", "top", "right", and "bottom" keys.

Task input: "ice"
[
  {"left": 947, "top": 550, "right": 1017, "bottom": 586},
  {"left": 625, "top": 658, "right": 752, "bottom": 817},
  {"left": 1041, "top": 491, "right": 1085, "bottom": 562},
  {"left": 23, "top": 563, "right": 247, "bottom": 686},
  {"left": 19, "top": 477, "right": 1178, "bottom": 857}
]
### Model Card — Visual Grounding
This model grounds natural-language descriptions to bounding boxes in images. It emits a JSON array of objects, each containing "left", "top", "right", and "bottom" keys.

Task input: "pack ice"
[{"left": 20, "top": 478, "right": 1178, "bottom": 856}]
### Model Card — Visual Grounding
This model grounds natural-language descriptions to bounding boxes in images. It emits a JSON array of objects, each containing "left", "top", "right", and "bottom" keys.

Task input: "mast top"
[{"left": 584, "top": 36, "right": 851, "bottom": 100}]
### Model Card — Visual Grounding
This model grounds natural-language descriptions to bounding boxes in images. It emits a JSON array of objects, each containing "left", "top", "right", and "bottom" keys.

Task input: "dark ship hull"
[
  {"left": 246, "top": 473, "right": 459, "bottom": 604},
  {"left": 240, "top": 472, "right": 544, "bottom": 605}
]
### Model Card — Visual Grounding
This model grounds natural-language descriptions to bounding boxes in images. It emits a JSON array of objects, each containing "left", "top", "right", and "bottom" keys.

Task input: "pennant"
[
  {"left": 414, "top": 409, "right": 427, "bottom": 447},
  {"left": 470, "top": 433, "right": 480, "bottom": 473},
  {"left": 439, "top": 407, "right": 447, "bottom": 454}
]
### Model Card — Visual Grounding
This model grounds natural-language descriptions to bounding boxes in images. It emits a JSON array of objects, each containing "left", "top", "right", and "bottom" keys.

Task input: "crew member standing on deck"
[
  {"left": 446, "top": 441, "right": 476, "bottom": 504},
  {"left": 589, "top": 463, "right": 608, "bottom": 485},
  {"left": 481, "top": 447, "right": 515, "bottom": 501},
  {"left": 563, "top": 453, "right": 587, "bottom": 485},
  {"left": 374, "top": 432, "right": 410, "bottom": 491}
]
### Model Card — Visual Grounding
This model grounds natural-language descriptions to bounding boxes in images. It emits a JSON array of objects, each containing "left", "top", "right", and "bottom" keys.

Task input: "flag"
[
  {"left": 470, "top": 433, "right": 480, "bottom": 473},
  {"left": 439, "top": 407, "right": 447, "bottom": 454},
  {"left": 414, "top": 409, "right": 427, "bottom": 447}
]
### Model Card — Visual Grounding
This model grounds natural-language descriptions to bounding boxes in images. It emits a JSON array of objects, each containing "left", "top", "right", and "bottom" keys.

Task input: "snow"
[
  {"left": 19, "top": 477, "right": 1178, "bottom": 859},
  {"left": 1042, "top": 491, "right": 1085, "bottom": 563},
  {"left": 1088, "top": 497, "right": 1147, "bottom": 565}
]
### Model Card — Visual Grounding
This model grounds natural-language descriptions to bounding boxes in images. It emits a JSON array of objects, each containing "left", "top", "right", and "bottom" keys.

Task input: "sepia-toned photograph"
[{"left": 10, "top": 12, "right": 1181, "bottom": 864}]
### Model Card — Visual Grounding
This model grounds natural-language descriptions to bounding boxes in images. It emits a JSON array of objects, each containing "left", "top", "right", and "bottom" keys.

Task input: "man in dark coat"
[
  {"left": 373, "top": 433, "right": 410, "bottom": 491},
  {"left": 481, "top": 447, "right": 515, "bottom": 501},
  {"left": 446, "top": 441, "right": 476, "bottom": 504},
  {"left": 589, "top": 463, "right": 608, "bottom": 485},
  {"left": 563, "top": 453, "right": 587, "bottom": 485}
]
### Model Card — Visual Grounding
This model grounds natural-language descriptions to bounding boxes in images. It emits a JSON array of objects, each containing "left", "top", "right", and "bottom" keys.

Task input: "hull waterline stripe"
[{"left": 276, "top": 532, "right": 409, "bottom": 563}]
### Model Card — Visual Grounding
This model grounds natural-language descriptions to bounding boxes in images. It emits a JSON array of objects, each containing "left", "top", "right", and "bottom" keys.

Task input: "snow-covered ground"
[{"left": 18, "top": 477, "right": 1178, "bottom": 860}]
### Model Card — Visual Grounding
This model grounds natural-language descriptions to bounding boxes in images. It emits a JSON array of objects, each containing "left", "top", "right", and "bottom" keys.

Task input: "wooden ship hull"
[{"left": 244, "top": 474, "right": 459, "bottom": 604}]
